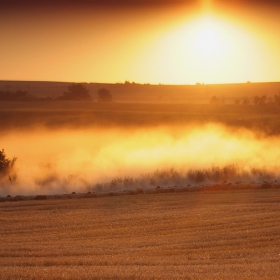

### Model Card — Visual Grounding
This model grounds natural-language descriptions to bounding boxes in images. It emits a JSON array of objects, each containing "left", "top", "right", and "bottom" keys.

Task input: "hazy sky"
[{"left": 0, "top": 0, "right": 279, "bottom": 84}]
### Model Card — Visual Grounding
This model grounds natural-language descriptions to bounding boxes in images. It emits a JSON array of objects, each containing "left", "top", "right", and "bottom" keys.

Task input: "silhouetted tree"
[
  {"left": 0, "top": 149, "right": 16, "bottom": 176},
  {"left": 253, "top": 95, "right": 266, "bottom": 106},
  {"left": 210, "top": 96, "right": 218, "bottom": 104},
  {"left": 234, "top": 99, "right": 240, "bottom": 105},
  {"left": 57, "top": 83, "right": 91, "bottom": 101},
  {"left": 0, "top": 90, "right": 37, "bottom": 101},
  {"left": 274, "top": 92, "right": 280, "bottom": 106},
  {"left": 261, "top": 95, "right": 266, "bottom": 105},
  {"left": 242, "top": 98, "right": 250, "bottom": 105},
  {"left": 98, "top": 88, "right": 112, "bottom": 102}
]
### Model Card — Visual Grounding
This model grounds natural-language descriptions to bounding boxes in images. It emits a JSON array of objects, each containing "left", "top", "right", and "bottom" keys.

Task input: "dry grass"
[
  {"left": 1, "top": 189, "right": 280, "bottom": 279},
  {"left": 91, "top": 165, "right": 279, "bottom": 192}
]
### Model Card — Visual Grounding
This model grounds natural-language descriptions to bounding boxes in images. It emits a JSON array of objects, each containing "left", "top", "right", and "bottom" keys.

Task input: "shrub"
[
  {"left": 0, "top": 149, "right": 17, "bottom": 177},
  {"left": 34, "top": 195, "right": 48, "bottom": 200},
  {"left": 98, "top": 88, "right": 112, "bottom": 102},
  {"left": 58, "top": 83, "right": 91, "bottom": 101}
]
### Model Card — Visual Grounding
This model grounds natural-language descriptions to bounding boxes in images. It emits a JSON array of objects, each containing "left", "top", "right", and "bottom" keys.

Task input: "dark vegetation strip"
[
  {"left": 1, "top": 103, "right": 280, "bottom": 134},
  {"left": 1, "top": 182, "right": 280, "bottom": 203}
]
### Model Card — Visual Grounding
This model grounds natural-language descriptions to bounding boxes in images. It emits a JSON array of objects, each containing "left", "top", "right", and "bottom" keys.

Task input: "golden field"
[{"left": 1, "top": 190, "right": 280, "bottom": 279}]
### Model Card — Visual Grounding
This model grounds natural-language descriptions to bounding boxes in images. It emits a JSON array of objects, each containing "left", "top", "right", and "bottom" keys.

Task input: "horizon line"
[{"left": 0, "top": 79, "right": 280, "bottom": 86}]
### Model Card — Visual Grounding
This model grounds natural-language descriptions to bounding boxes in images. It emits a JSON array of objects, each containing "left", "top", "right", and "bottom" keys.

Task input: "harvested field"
[{"left": 1, "top": 189, "right": 280, "bottom": 279}]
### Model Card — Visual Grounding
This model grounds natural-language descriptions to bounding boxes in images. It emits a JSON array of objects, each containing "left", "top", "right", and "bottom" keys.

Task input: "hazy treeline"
[
  {"left": 0, "top": 84, "right": 112, "bottom": 102},
  {"left": 0, "top": 80, "right": 279, "bottom": 104},
  {"left": 210, "top": 93, "right": 280, "bottom": 106},
  {"left": 0, "top": 90, "right": 41, "bottom": 101}
]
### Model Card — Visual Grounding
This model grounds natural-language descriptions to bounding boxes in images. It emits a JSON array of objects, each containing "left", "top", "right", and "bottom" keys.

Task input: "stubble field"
[{"left": 1, "top": 189, "right": 280, "bottom": 279}]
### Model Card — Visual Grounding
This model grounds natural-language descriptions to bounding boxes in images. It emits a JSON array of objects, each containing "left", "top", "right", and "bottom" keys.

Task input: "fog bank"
[{"left": 1, "top": 124, "right": 280, "bottom": 196}]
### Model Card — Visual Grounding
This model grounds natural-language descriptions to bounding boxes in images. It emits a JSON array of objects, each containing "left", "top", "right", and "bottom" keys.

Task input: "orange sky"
[{"left": 0, "top": 0, "right": 279, "bottom": 84}]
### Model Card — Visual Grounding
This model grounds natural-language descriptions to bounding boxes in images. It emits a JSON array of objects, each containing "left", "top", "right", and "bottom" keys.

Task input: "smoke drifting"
[{"left": 1, "top": 123, "right": 280, "bottom": 196}]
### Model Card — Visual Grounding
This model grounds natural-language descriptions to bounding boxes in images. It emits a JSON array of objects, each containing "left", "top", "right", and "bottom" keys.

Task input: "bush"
[
  {"left": 34, "top": 195, "right": 48, "bottom": 200},
  {"left": 98, "top": 88, "right": 112, "bottom": 102},
  {"left": 0, "top": 149, "right": 17, "bottom": 177},
  {"left": 58, "top": 83, "right": 91, "bottom": 101},
  {"left": 0, "top": 90, "right": 37, "bottom": 101}
]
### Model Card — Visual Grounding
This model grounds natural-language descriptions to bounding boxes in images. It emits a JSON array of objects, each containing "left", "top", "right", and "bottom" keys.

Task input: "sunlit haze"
[
  {"left": 0, "top": 0, "right": 279, "bottom": 84},
  {"left": 2, "top": 124, "right": 280, "bottom": 196}
]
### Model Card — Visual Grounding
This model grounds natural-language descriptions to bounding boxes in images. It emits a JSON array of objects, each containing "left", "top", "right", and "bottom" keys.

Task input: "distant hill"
[{"left": 0, "top": 80, "right": 279, "bottom": 103}]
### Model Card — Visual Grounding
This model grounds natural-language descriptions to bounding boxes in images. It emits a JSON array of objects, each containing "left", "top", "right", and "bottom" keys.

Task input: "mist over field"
[{"left": 1, "top": 123, "right": 280, "bottom": 196}]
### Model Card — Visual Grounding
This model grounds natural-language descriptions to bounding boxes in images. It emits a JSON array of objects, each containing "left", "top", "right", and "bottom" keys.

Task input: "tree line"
[
  {"left": 210, "top": 92, "right": 280, "bottom": 106},
  {"left": 0, "top": 84, "right": 112, "bottom": 102}
]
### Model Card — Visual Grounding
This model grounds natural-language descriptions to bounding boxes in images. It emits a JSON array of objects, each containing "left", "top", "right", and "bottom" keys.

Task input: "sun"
[
  {"left": 134, "top": 12, "right": 268, "bottom": 84},
  {"left": 187, "top": 15, "right": 231, "bottom": 62},
  {"left": 194, "top": 18, "right": 223, "bottom": 57},
  {"left": 143, "top": 14, "right": 235, "bottom": 83}
]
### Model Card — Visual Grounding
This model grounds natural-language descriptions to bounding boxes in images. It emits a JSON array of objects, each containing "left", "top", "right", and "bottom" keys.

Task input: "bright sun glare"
[
  {"left": 186, "top": 15, "right": 232, "bottom": 64},
  {"left": 194, "top": 17, "right": 223, "bottom": 56},
  {"left": 141, "top": 13, "right": 264, "bottom": 84}
]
